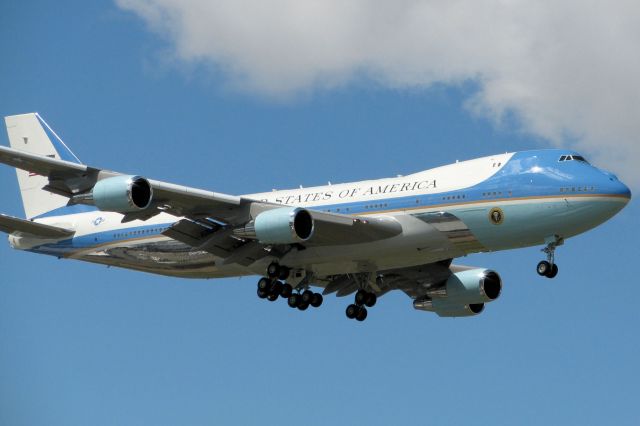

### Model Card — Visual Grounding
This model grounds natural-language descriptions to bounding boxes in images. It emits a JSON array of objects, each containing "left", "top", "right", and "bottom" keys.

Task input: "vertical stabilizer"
[{"left": 4, "top": 113, "right": 82, "bottom": 219}]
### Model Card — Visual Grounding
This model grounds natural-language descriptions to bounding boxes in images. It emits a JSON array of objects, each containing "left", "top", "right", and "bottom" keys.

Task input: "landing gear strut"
[
  {"left": 537, "top": 236, "right": 563, "bottom": 279},
  {"left": 346, "top": 289, "right": 377, "bottom": 322}
]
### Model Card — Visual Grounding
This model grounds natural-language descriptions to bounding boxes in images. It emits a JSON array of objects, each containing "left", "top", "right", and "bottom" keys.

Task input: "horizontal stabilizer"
[{"left": 0, "top": 213, "right": 75, "bottom": 238}]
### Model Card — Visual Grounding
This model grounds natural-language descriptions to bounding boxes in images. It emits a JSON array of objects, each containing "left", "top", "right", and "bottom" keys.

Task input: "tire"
[
  {"left": 288, "top": 294, "right": 300, "bottom": 308},
  {"left": 537, "top": 261, "right": 551, "bottom": 276},
  {"left": 355, "top": 307, "right": 368, "bottom": 322},
  {"left": 297, "top": 302, "right": 309, "bottom": 311},
  {"left": 364, "top": 293, "right": 377, "bottom": 307},
  {"left": 257, "top": 277, "right": 272, "bottom": 291},
  {"left": 271, "top": 281, "right": 284, "bottom": 296},
  {"left": 257, "top": 288, "right": 269, "bottom": 299},
  {"left": 355, "top": 289, "right": 367, "bottom": 305},
  {"left": 310, "top": 293, "right": 323, "bottom": 308},
  {"left": 267, "top": 292, "right": 279, "bottom": 302},
  {"left": 301, "top": 290, "right": 314, "bottom": 304},
  {"left": 346, "top": 304, "right": 359, "bottom": 319},
  {"left": 267, "top": 262, "right": 280, "bottom": 278},
  {"left": 281, "top": 283, "right": 293, "bottom": 298},
  {"left": 278, "top": 267, "right": 290, "bottom": 281},
  {"left": 546, "top": 264, "right": 559, "bottom": 279}
]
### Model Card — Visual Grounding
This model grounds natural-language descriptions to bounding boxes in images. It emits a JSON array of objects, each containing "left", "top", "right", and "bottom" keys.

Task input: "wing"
[
  {"left": 0, "top": 145, "right": 403, "bottom": 258},
  {"left": 0, "top": 213, "right": 74, "bottom": 238},
  {"left": 0, "top": 145, "right": 248, "bottom": 223},
  {"left": 321, "top": 260, "right": 454, "bottom": 298}
]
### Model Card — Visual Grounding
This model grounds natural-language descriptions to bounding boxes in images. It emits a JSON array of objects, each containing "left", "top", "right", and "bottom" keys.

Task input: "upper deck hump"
[{"left": 246, "top": 152, "right": 517, "bottom": 208}]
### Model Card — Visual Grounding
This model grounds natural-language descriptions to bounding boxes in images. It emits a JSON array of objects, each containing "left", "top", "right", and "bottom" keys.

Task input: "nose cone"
[
  {"left": 618, "top": 181, "right": 632, "bottom": 202},
  {"left": 591, "top": 172, "right": 632, "bottom": 228},
  {"left": 602, "top": 171, "right": 632, "bottom": 202}
]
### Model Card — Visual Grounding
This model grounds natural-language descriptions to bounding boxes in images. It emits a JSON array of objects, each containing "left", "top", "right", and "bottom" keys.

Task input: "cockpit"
[{"left": 558, "top": 154, "right": 589, "bottom": 164}]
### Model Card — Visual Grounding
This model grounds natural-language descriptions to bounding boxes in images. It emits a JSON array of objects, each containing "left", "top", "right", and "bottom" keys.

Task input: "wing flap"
[
  {"left": 0, "top": 213, "right": 74, "bottom": 238},
  {"left": 307, "top": 211, "right": 402, "bottom": 246}
]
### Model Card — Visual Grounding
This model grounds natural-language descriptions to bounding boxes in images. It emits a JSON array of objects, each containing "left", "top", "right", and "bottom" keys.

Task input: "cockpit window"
[{"left": 558, "top": 154, "right": 589, "bottom": 164}]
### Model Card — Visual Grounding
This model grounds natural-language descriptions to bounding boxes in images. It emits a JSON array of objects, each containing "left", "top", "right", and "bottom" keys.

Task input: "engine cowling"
[
  {"left": 432, "top": 268, "right": 502, "bottom": 304},
  {"left": 249, "top": 207, "right": 314, "bottom": 244},
  {"left": 92, "top": 175, "right": 153, "bottom": 213},
  {"left": 413, "top": 268, "right": 502, "bottom": 317}
]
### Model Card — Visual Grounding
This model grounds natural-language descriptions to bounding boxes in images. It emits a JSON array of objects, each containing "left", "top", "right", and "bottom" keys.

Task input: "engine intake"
[{"left": 92, "top": 175, "right": 153, "bottom": 213}]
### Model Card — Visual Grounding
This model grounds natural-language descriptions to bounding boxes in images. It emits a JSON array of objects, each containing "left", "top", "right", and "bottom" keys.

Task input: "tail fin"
[{"left": 4, "top": 113, "right": 82, "bottom": 219}]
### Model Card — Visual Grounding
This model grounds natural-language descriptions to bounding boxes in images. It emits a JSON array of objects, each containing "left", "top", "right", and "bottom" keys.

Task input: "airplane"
[{"left": 0, "top": 113, "right": 631, "bottom": 321}]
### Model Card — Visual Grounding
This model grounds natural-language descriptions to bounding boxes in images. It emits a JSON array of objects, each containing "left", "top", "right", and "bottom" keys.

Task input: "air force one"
[{"left": 0, "top": 113, "right": 631, "bottom": 321}]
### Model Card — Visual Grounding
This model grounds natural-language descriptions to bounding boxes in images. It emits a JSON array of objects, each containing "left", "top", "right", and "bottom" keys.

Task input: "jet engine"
[
  {"left": 92, "top": 175, "right": 153, "bottom": 213},
  {"left": 413, "top": 268, "right": 502, "bottom": 317},
  {"left": 236, "top": 207, "right": 314, "bottom": 244}
]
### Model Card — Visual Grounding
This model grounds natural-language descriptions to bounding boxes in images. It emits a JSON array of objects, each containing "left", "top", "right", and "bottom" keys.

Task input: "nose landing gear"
[{"left": 537, "top": 235, "right": 563, "bottom": 279}]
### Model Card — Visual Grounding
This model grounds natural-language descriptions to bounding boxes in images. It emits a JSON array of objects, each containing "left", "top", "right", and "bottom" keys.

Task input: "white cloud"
[{"left": 116, "top": 0, "right": 640, "bottom": 186}]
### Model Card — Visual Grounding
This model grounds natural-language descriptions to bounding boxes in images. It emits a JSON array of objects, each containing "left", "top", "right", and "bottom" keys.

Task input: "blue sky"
[{"left": 1, "top": 1, "right": 638, "bottom": 425}]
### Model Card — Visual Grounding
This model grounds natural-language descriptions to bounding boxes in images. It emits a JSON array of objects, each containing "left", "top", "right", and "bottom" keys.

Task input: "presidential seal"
[{"left": 489, "top": 207, "right": 504, "bottom": 225}]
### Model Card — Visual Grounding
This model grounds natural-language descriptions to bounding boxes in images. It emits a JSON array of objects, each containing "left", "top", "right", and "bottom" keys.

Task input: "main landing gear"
[
  {"left": 257, "top": 262, "right": 379, "bottom": 321},
  {"left": 345, "top": 289, "right": 377, "bottom": 322},
  {"left": 536, "top": 236, "right": 563, "bottom": 279},
  {"left": 256, "top": 262, "right": 323, "bottom": 311}
]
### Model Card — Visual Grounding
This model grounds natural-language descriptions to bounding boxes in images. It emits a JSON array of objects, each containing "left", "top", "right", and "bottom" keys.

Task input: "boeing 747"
[{"left": 0, "top": 113, "right": 631, "bottom": 321}]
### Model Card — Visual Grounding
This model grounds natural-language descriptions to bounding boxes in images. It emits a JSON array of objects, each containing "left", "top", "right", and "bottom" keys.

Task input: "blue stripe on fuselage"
[{"left": 28, "top": 222, "right": 176, "bottom": 256}]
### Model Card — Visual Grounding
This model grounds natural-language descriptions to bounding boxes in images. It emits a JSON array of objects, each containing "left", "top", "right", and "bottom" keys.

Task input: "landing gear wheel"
[
  {"left": 278, "top": 267, "right": 290, "bottom": 281},
  {"left": 546, "top": 264, "right": 559, "bottom": 279},
  {"left": 355, "top": 289, "right": 367, "bottom": 305},
  {"left": 301, "top": 290, "right": 314, "bottom": 305},
  {"left": 270, "top": 281, "right": 283, "bottom": 296},
  {"left": 537, "top": 261, "right": 551, "bottom": 277},
  {"left": 310, "top": 293, "right": 323, "bottom": 308},
  {"left": 355, "top": 307, "right": 368, "bottom": 322},
  {"left": 364, "top": 293, "right": 377, "bottom": 307},
  {"left": 281, "top": 283, "right": 293, "bottom": 298},
  {"left": 257, "top": 277, "right": 272, "bottom": 291},
  {"left": 297, "top": 302, "right": 309, "bottom": 311},
  {"left": 346, "top": 304, "right": 359, "bottom": 319},
  {"left": 257, "top": 288, "right": 269, "bottom": 299},
  {"left": 266, "top": 262, "right": 280, "bottom": 279},
  {"left": 267, "top": 292, "right": 279, "bottom": 302},
  {"left": 288, "top": 294, "right": 300, "bottom": 308}
]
